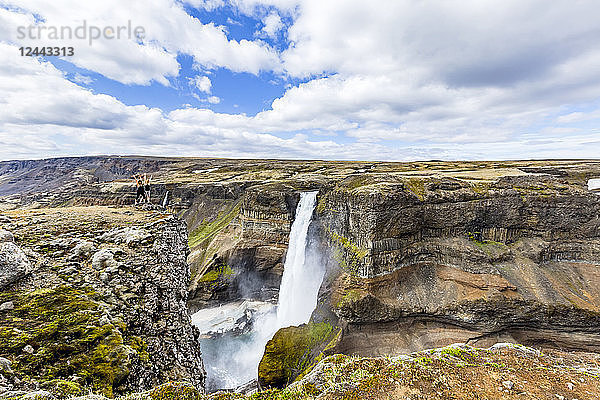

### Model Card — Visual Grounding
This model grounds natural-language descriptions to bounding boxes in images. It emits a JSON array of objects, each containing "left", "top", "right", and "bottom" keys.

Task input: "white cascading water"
[
  {"left": 192, "top": 191, "right": 324, "bottom": 391},
  {"left": 276, "top": 191, "right": 321, "bottom": 327}
]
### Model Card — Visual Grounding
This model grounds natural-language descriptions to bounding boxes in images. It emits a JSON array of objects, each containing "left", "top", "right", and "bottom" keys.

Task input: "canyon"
[{"left": 1, "top": 156, "right": 600, "bottom": 399}]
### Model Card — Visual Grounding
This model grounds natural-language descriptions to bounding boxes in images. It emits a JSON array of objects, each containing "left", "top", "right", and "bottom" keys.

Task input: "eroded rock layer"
[{"left": 316, "top": 174, "right": 600, "bottom": 355}]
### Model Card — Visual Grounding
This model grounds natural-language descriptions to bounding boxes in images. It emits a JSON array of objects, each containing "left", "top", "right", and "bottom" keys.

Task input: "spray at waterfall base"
[{"left": 192, "top": 192, "right": 325, "bottom": 391}]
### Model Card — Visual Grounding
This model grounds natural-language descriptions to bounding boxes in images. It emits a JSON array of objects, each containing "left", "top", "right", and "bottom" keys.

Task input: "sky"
[{"left": 1, "top": 0, "right": 600, "bottom": 161}]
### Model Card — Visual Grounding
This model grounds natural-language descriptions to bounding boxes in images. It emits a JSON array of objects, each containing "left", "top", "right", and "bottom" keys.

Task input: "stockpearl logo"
[{"left": 16, "top": 20, "right": 146, "bottom": 46}]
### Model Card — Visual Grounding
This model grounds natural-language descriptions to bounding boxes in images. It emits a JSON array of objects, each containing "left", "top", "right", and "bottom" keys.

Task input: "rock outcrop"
[
  {"left": 187, "top": 185, "right": 301, "bottom": 310},
  {"left": 282, "top": 343, "right": 600, "bottom": 400},
  {"left": 0, "top": 207, "right": 205, "bottom": 396},
  {"left": 6, "top": 343, "right": 600, "bottom": 400},
  {"left": 257, "top": 322, "right": 340, "bottom": 388}
]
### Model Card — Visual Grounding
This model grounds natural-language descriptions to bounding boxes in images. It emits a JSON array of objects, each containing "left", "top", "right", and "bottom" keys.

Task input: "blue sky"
[
  {"left": 52, "top": 4, "right": 296, "bottom": 115},
  {"left": 1, "top": 0, "right": 600, "bottom": 161},
  {"left": 58, "top": 55, "right": 291, "bottom": 115}
]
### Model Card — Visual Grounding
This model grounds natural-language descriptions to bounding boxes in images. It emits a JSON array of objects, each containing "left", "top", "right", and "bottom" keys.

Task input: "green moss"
[
  {"left": 414, "top": 356, "right": 432, "bottom": 366},
  {"left": 335, "top": 289, "right": 364, "bottom": 309},
  {"left": 470, "top": 181, "right": 491, "bottom": 195},
  {"left": 188, "top": 201, "right": 242, "bottom": 249},
  {"left": 465, "top": 232, "right": 507, "bottom": 256},
  {"left": 326, "top": 228, "right": 368, "bottom": 277},
  {"left": 440, "top": 347, "right": 468, "bottom": 358},
  {"left": 129, "top": 336, "right": 150, "bottom": 363},
  {"left": 316, "top": 196, "right": 327, "bottom": 213},
  {"left": 198, "top": 264, "right": 234, "bottom": 283},
  {"left": 258, "top": 322, "right": 336, "bottom": 388},
  {"left": 0, "top": 286, "right": 149, "bottom": 398},
  {"left": 207, "top": 392, "right": 245, "bottom": 400},
  {"left": 439, "top": 347, "right": 479, "bottom": 367},
  {"left": 324, "top": 354, "right": 349, "bottom": 365},
  {"left": 146, "top": 382, "right": 203, "bottom": 400},
  {"left": 329, "top": 232, "right": 368, "bottom": 259},
  {"left": 295, "top": 327, "right": 342, "bottom": 382},
  {"left": 512, "top": 184, "right": 557, "bottom": 200},
  {"left": 339, "top": 176, "right": 371, "bottom": 191},
  {"left": 72, "top": 330, "right": 133, "bottom": 396},
  {"left": 405, "top": 178, "right": 425, "bottom": 201},
  {"left": 484, "top": 361, "right": 506, "bottom": 369},
  {"left": 198, "top": 270, "right": 220, "bottom": 282},
  {"left": 246, "top": 389, "right": 286, "bottom": 400},
  {"left": 42, "top": 379, "right": 84, "bottom": 398}
]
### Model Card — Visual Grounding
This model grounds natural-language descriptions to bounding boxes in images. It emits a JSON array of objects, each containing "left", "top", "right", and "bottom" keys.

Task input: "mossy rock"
[
  {"left": 257, "top": 322, "right": 337, "bottom": 389},
  {"left": 144, "top": 382, "right": 202, "bottom": 400},
  {"left": 335, "top": 289, "right": 365, "bottom": 309},
  {"left": 42, "top": 379, "right": 84, "bottom": 398},
  {"left": 0, "top": 286, "right": 150, "bottom": 398},
  {"left": 118, "top": 382, "right": 203, "bottom": 400},
  {"left": 188, "top": 202, "right": 241, "bottom": 250},
  {"left": 325, "top": 228, "right": 368, "bottom": 277},
  {"left": 198, "top": 264, "right": 234, "bottom": 283},
  {"left": 404, "top": 178, "right": 425, "bottom": 201}
]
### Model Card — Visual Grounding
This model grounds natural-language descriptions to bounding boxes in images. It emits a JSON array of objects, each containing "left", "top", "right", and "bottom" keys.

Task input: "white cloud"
[
  {"left": 259, "top": 12, "right": 283, "bottom": 38},
  {"left": 2, "top": 1, "right": 600, "bottom": 161},
  {"left": 186, "top": 0, "right": 299, "bottom": 16},
  {"left": 71, "top": 73, "right": 93, "bottom": 85},
  {"left": 185, "top": 0, "right": 226, "bottom": 11},
  {"left": 190, "top": 76, "right": 212, "bottom": 94},
  {"left": 0, "top": 42, "right": 354, "bottom": 160},
  {"left": 556, "top": 109, "right": 600, "bottom": 124},
  {"left": 1, "top": 0, "right": 282, "bottom": 85},
  {"left": 262, "top": 0, "right": 600, "bottom": 149},
  {"left": 226, "top": 17, "right": 242, "bottom": 26}
]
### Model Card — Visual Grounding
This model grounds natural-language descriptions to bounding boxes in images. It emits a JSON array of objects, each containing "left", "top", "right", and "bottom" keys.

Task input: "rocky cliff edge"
[{"left": 0, "top": 206, "right": 205, "bottom": 397}]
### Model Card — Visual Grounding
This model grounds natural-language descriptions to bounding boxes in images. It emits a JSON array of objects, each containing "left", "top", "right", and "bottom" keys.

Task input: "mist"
[{"left": 192, "top": 191, "right": 325, "bottom": 391}]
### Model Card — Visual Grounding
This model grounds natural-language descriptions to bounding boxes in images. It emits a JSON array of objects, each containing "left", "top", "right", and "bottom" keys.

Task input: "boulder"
[
  {"left": 21, "top": 390, "right": 56, "bottom": 400},
  {"left": 99, "top": 227, "right": 151, "bottom": 246},
  {"left": 91, "top": 248, "right": 119, "bottom": 270},
  {"left": 0, "top": 242, "right": 31, "bottom": 289},
  {"left": 0, "top": 230, "right": 14, "bottom": 243},
  {"left": 70, "top": 240, "right": 96, "bottom": 259},
  {"left": 0, "top": 357, "right": 12, "bottom": 372},
  {"left": 0, "top": 212, "right": 206, "bottom": 395}
]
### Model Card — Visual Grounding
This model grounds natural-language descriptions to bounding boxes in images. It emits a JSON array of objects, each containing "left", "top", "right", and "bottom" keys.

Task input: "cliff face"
[
  {"left": 316, "top": 173, "right": 600, "bottom": 355},
  {"left": 0, "top": 207, "right": 204, "bottom": 396},
  {"left": 185, "top": 184, "right": 302, "bottom": 311}
]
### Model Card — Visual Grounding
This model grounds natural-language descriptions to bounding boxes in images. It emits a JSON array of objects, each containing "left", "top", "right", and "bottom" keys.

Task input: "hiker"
[
  {"left": 134, "top": 175, "right": 146, "bottom": 204},
  {"left": 144, "top": 174, "right": 152, "bottom": 203}
]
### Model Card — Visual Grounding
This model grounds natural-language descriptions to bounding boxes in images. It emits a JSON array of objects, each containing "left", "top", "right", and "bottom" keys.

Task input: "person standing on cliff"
[
  {"left": 134, "top": 175, "right": 146, "bottom": 204},
  {"left": 144, "top": 174, "right": 152, "bottom": 203}
]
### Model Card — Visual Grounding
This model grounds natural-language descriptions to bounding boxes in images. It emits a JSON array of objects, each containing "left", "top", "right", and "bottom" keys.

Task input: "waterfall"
[
  {"left": 276, "top": 191, "right": 321, "bottom": 328},
  {"left": 192, "top": 191, "right": 323, "bottom": 391}
]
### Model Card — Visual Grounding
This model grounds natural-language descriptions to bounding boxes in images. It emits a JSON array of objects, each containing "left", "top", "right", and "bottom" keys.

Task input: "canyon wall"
[
  {"left": 2, "top": 156, "right": 600, "bottom": 363},
  {"left": 316, "top": 173, "right": 600, "bottom": 355}
]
